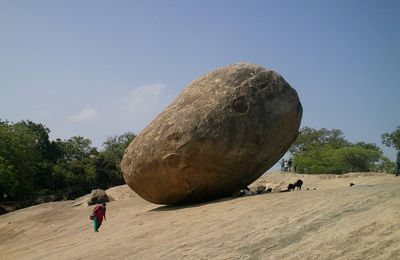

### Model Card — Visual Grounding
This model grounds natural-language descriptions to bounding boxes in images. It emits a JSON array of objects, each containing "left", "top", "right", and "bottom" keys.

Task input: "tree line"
[
  {"left": 1, "top": 118, "right": 399, "bottom": 204},
  {"left": 0, "top": 119, "right": 135, "bottom": 203},
  {"left": 289, "top": 126, "right": 399, "bottom": 174}
]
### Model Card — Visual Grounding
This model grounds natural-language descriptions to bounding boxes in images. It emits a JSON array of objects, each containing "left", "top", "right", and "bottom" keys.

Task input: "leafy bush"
[
  {"left": 382, "top": 126, "right": 400, "bottom": 150},
  {"left": 291, "top": 127, "right": 391, "bottom": 174},
  {"left": 0, "top": 119, "right": 135, "bottom": 202}
]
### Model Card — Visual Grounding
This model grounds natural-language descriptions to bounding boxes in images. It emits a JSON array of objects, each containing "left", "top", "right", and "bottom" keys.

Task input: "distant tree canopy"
[
  {"left": 94, "top": 132, "right": 136, "bottom": 190},
  {"left": 2, "top": 119, "right": 397, "bottom": 202},
  {"left": 0, "top": 119, "right": 135, "bottom": 202},
  {"left": 382, "top": 126, "right": 400, "bottom": 151},
  {"left": 289, "top": 127, "right": 395, "bottom": 174}
]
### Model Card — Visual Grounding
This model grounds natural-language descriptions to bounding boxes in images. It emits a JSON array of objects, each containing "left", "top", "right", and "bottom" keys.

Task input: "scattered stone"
[
  {"left": 256, "top": 185, "right": 266, "bottom": 194},
  {"left": 121, "top": 63, "right": 302, "bottom": 205}
]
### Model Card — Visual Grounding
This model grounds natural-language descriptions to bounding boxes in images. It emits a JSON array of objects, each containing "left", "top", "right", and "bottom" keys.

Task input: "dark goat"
[
  {"left": 294, "top": 179, "right": 303, "bottom": 190},
  {"left": 287, "top": 183, "right": 296, "bottom": 191}
]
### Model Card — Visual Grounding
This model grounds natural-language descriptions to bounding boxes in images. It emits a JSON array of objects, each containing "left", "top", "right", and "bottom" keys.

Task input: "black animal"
[
  {"left": 287, "top": 183, "right": 296, "bottom": 191},
  {"left": 294, "top": 179, "right": 303, "bottom": 190},
  {"left": 350, "top": 183, "right": 355, "bottom": 187}
]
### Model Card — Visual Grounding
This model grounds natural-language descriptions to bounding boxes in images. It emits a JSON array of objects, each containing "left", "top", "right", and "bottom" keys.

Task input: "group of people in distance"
[{"left": 280, "top": 158, "right": 295, "bottom": 172}]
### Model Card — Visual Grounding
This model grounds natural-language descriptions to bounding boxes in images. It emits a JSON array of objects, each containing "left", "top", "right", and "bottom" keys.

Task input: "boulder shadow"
[{"left": 148, "top": 196, "right": 237, "bottom": 212}]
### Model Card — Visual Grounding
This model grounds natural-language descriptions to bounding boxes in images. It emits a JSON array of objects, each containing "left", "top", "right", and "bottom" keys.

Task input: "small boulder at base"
[
  {"left": 121, "top": 63, "right": 302, "bottom": 205},
  {"left": 256, "top": 185, "right": 267, "bottom": 194},
  {"left": 87, "top": 189, "right": 109, "bottom": 206}
]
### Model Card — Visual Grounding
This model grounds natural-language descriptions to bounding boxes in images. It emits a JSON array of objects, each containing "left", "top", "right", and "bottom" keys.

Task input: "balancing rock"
[{"left": 121, "top": 63, "right": 302, "bottom": 204}]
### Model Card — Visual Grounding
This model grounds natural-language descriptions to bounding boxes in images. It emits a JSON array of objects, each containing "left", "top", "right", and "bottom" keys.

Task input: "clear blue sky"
[{"left": 1, "top": 0, "right": 399, "bottom": 163}]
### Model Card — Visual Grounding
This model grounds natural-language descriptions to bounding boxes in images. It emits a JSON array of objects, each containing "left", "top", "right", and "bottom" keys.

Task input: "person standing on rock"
[
  {"left": 396, "top": 150, "right": 400, "bottom": 176},
  {"left": 91, "top": 203, "right": 106, "bottom": 232},
  {"left": 288, "top": 159, "right": 293, "bottom": 172},
  {"left": 284, "top": 160, "right": 288, "bottom": 172},
  {"left": 280, "top": 159, "right": 285, "bottom": 171}
]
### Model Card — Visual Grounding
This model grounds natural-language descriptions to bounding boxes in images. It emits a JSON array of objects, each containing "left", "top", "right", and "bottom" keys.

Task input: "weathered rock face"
[{"left": 121, "top": 63, "right": 302, "bottom": 205}]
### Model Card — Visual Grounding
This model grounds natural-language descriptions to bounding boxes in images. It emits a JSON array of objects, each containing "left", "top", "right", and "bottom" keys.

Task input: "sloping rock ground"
[{"left": 1, "top": 172, "right": 399, "bottom": 259}]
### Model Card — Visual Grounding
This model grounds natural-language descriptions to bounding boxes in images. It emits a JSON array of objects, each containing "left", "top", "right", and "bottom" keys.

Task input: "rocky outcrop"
[
  {"left": 87, "top": 189, "right": 109, "bottom": 206},
  {"left": 121, "top": 63, "right": 302, "bottom": 205}
]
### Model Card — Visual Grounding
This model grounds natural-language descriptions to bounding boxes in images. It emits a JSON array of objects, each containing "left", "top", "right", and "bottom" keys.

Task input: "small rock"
[
  {"left": 256, "top": 185, "right": 266, "bottom": 194},
  {"left": 87, "top": 189, "right": 109, "bottom": 206}
]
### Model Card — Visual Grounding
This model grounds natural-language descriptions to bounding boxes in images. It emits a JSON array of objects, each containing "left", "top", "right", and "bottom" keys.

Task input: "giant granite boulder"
[{"left": 121, "top": 63, "right": 302, "bottom": 205}]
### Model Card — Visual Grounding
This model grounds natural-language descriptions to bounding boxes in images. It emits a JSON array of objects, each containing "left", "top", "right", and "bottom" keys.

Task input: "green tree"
[
  {"left": 92, "top": 154, "right": 120, "bottom": 189},
  {"left": 54, "top": 136, "right": 96, "bottom": 162},
  {"left": 0, "top": 120, "right": 42, "bottom": 200},
  {"left": 15, "top": 120, "right": 57, "bottom": 193},
  {"left": 0, "top": 117, "right": 136, "bottom": 203},
  {"left": 289, "top": 127, "right": 349, "bottom": 155},
  {"left": 95, "top": 132, "right": 136, "bottom": 188},
  {"left": 102, "top": 132, "right": 136, "bottom": 163},
  {"left": 373, "top": 156, "right": 395, "bottom": 173},
  {"left": 338, "top": 146, "right": 381, "bottom": 172},
  {"left": 382, "top": 126, "right": 400, "bottom": 150},
  {"left": 291, "top": 127, "right": 385, "bottom": 174},
  {"left": 51, "top": 136, "right": 98, "bottom": 198}
]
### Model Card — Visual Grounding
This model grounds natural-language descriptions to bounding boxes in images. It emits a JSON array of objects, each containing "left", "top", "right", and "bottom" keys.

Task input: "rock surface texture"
[{"left": 121, "top": 63, "right": 302, "bottom": 204}]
